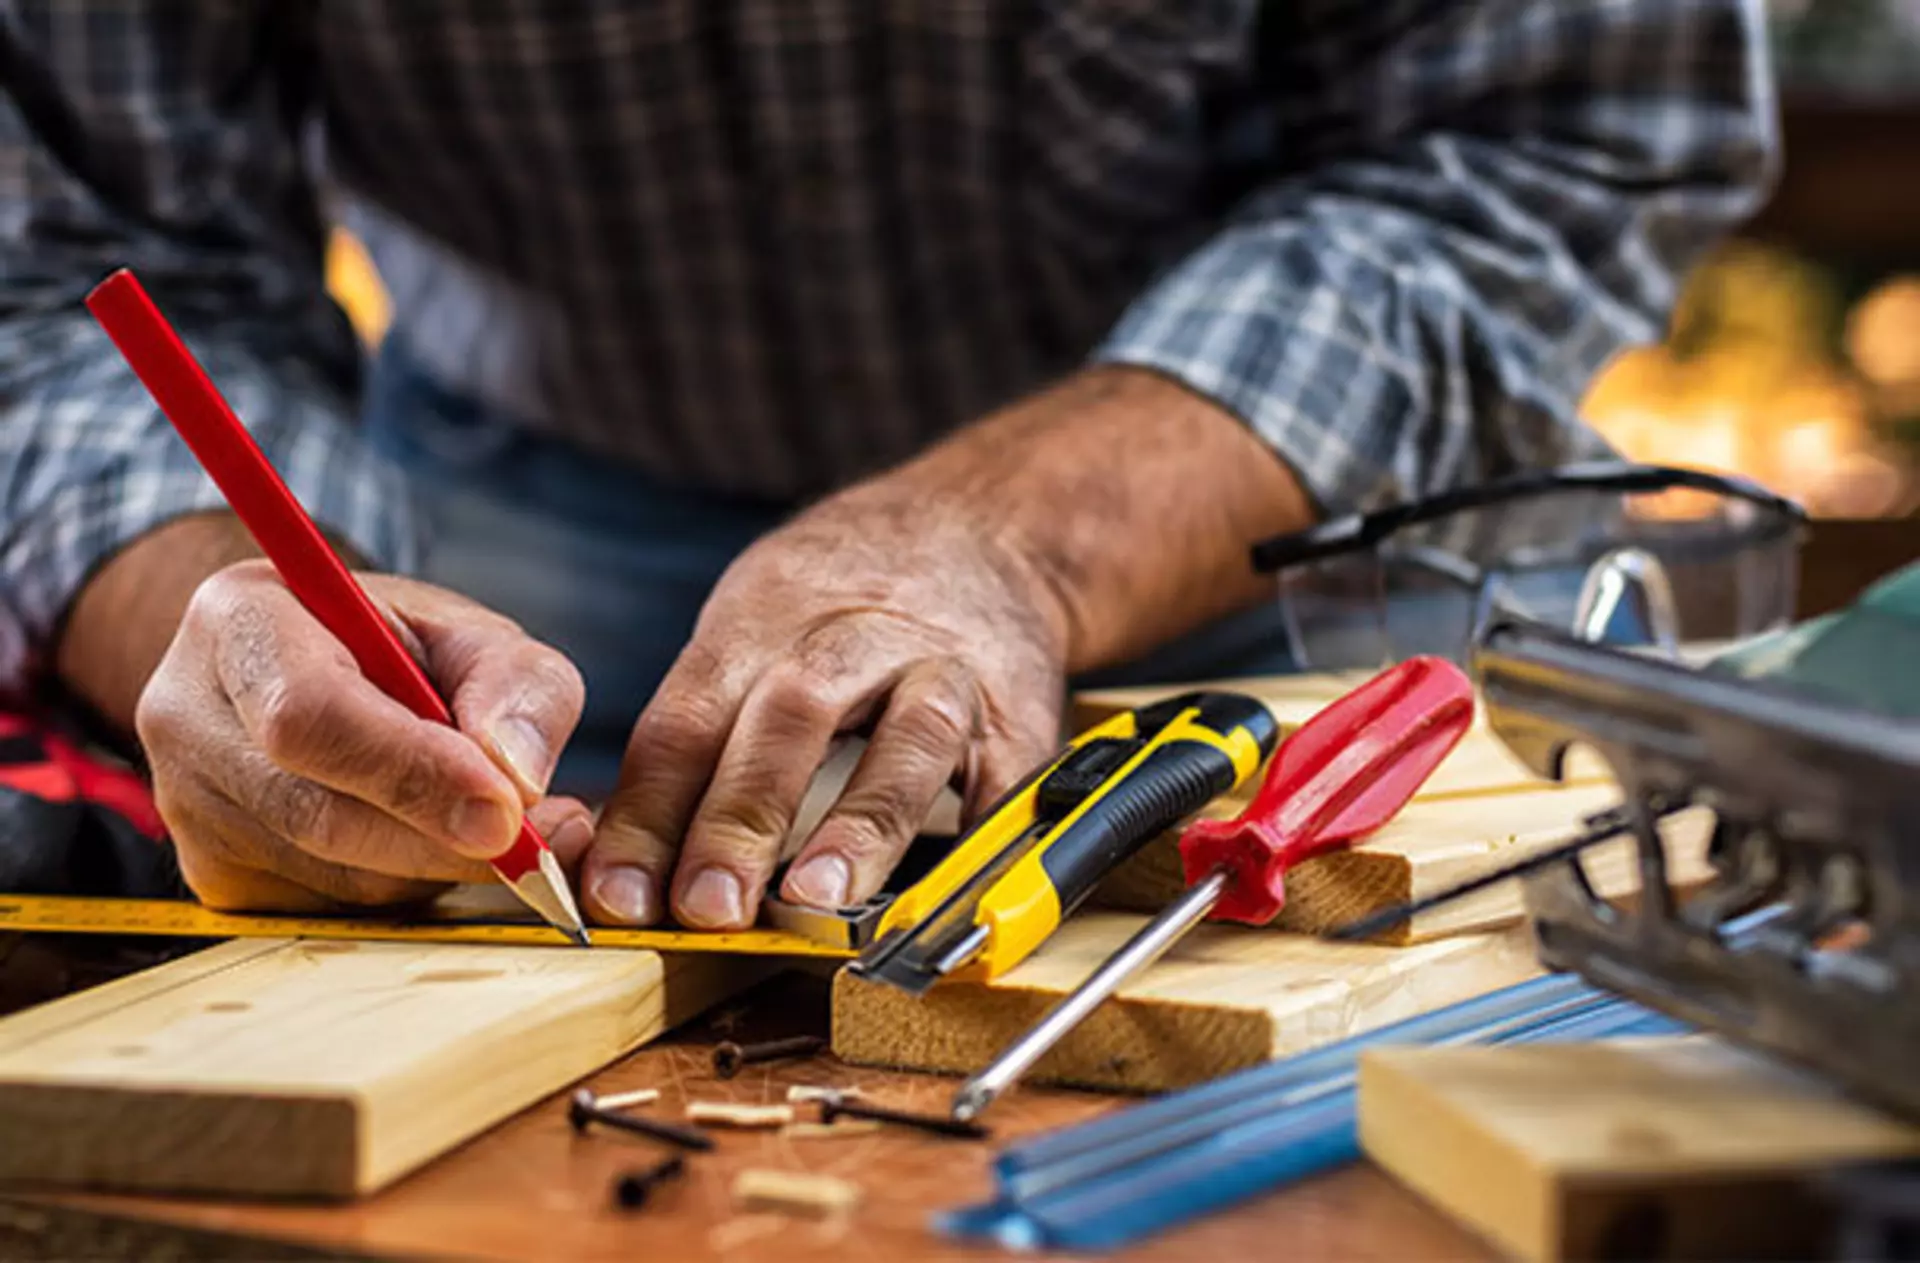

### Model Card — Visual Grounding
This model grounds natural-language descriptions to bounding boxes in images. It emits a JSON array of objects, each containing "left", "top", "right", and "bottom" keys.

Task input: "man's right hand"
[{"left": 131, "top": 559, "right": 593, "bottom": 911}]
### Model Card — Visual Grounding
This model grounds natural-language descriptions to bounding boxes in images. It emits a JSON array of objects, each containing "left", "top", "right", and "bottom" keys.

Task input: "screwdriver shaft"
[{"left": 951, "top": 868, "right": 1233, "bottom": 1122}]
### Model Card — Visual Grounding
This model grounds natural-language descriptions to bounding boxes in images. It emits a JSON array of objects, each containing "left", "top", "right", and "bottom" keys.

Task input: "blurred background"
[{"left": 321, "top": 0, "right": 1920, "bottom": 617}]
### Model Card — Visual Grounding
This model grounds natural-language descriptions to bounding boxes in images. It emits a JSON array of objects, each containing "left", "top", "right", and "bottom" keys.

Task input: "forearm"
[
  {"left": 873, "top": 366, "right": 1314, "bottom": 673},
  {"left": 55, "top": 507, "right": 385, "bottom": 733},
  {"left": 54, "top": 513, "right": 261, "bottom": 732}
]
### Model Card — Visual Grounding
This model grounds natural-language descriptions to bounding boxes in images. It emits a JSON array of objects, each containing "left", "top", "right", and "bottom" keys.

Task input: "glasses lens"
[
  {"left": 1273, "top": 479, "right": 1800, "bottom": 669},
  {"left": 1276, "top": 552, "right": 1385, "bottom": 672},
  {"left": 1277, "top": 549, "right": 1482, "bottom": 672}
]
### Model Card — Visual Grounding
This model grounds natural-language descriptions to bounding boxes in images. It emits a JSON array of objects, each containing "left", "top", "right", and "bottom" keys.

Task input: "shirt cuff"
[{"left": 1088, "top": 230, "right": 1418, "bottom": 520}]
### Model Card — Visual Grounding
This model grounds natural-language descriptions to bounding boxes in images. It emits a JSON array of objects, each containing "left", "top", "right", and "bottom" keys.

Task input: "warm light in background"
[
  {"left": 1582, "top": 240, "right": 1920, "bottom": 520},
  {"left": 324, "top": 228, "right": 389, "bottom": 347}
]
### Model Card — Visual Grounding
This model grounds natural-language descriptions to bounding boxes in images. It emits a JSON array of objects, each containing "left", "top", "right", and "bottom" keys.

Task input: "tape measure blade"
[{"left": 0, "top": 894, "right": 850, "bottom": 958}]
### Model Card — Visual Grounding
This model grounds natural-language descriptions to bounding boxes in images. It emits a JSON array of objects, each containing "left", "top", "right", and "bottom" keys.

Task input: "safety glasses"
[{"left": 1249, "top": 462, "right": 1809, "bottom": 672}]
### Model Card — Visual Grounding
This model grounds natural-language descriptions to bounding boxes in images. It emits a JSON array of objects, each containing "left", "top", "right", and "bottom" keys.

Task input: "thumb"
[{"left": 372, "top": 577, "right": 588, "bottom": 804}]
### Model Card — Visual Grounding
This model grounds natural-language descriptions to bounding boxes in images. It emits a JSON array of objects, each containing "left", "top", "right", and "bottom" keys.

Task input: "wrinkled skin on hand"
[
  {"left": 582, "top": 492, "right": 1070, "bottom": 930},
  {"left": 138, "top": 561, "right": 595, "bottom": 911}
]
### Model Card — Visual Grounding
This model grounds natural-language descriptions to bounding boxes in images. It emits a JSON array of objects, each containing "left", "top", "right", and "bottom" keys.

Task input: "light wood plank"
[
  {"left": 0, "top": 939, "right": 755, "bottom": 1198},
  {"left": 1359, "top": 1036, "right": 1920, "bottom": 1262},
  {"left": 831, "top": 913, "right": 1540, "bottom": 1093}
]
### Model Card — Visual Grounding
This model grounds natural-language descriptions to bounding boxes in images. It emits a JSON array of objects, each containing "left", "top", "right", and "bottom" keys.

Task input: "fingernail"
[
  {"left": 590, "top": 865, "right": 658, "bottom": 925},
  {"left": 785, "top": 855, "right": 852, "bottom": 909},
  {"left": 450, "top": 796, "right": 515, "bottom": 856},
  {"left": 679, "top": 868, "right": 746, "bottom": 928},
  {"left": 489, "top": 717, "right": 552, "bottom": 797},
  {"left": 547, "top": 813, "right": 595, "bottom": 858}
]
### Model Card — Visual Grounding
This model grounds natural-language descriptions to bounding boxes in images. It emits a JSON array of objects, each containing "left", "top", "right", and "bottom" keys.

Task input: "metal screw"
[
  {"left": 711, "top": 1034, "right": 827, "bottom": 1079},
  {"left": 821, "top": 1094, "right": 988, "bottom": 1140},
  {"left": 568, "top": 1089, "right": 714, "bottom": 1151},
  {"left": 612, "top": 1154, "right": 687, "bottom": 1210}
]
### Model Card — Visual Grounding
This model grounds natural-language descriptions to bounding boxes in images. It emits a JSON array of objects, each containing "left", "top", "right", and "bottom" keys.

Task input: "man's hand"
[
  {"left": 581, "top": 501, "right": 1070, "bottom": 929},
  {"left": 584, "top": 366, "right": 1313, "bottom": 929},
  {"left": 135, "top": 560, "right": 593, "bottom": 911}
]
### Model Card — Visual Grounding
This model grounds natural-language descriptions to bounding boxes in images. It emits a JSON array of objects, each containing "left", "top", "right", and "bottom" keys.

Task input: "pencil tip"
[{"left": 507, "top": 850, "right": 595, "bottom": 947}]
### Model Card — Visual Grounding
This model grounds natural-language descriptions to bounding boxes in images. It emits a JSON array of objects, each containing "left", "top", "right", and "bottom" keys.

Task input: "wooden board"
[
  {"left": 0, "top": 939, "right": 755, "bottom": 1198},
  {"left": 1359, "top": 1035, "right": 1920, "bottom": 1262},
  {"left": 1075, "top": 680, "right": 1711, "bottom": 943},
  {"left": 831, "top": 912, "right": 1540, "bottom": 1093},
  {"left": 1096, "top": 786, "right": 1715, "bottom": 943}
]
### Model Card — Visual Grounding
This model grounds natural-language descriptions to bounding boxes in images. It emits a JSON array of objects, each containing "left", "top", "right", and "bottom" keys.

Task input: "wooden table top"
[{"left": 2, "top": 957, "right": 1494, "bottom": 1262}]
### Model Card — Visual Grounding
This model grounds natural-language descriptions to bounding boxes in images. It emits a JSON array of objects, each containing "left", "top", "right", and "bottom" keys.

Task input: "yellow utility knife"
[{"left": 766, "top": 691, "right": 1276, "bottom": 994}]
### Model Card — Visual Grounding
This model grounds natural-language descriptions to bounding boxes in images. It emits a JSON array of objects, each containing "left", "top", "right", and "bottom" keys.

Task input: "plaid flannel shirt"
[{"left": 0, "top": 1, "right": 1776, "bottom": 691}]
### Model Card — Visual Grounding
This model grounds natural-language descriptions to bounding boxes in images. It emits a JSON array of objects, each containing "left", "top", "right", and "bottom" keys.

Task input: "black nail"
[
  {"left": 569, "top": 1089, "right": 714, "bottom": 1151},
  {"left": 821, "top": 1095, "right": 988, "bottom": 1140},
  {"left": 711, "top": 1035, "right": 827, "bottom": 1079},
  {"left": 612, "top": 1154, "right": 687, "bottom": 1210}
]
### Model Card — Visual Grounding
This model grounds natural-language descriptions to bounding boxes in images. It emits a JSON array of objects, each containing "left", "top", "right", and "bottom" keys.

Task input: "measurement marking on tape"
[{"left": 0, "top": 896, "right": 853, "bottom": 958}]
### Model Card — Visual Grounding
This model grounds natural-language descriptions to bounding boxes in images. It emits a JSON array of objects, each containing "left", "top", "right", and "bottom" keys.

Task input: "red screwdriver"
[{"left": 950, "top": 655, "right": 1476, "bottom": 1121}]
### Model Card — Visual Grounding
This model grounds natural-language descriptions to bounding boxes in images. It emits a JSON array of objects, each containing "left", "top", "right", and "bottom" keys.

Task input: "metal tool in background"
[
  {"left": 844, "top": 692, "right": 1279, "bottom": 994},
  {"left": 949, "top": 655, "right": 1475, "bottom": 1122},
  {"left": 1317, "top": 543, "right": 1920, "bottom": 1126},
  {"left": 1469, "top": 612, "right": 1920, "bottom": 1125}
]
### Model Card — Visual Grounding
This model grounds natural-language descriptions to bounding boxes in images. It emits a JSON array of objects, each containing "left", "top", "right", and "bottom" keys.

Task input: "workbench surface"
[{"left": 1, "top": 957, "right": 1494, "bottom": 1262}]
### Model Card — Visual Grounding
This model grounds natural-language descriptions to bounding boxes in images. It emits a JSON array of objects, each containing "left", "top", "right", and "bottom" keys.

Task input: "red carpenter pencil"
[{"left": 85, "top": 267, "right": 590, "bottom": 946}]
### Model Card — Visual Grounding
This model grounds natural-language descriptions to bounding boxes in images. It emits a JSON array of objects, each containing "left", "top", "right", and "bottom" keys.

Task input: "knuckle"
[
  {"left": 793, "top": 619, "right": 860, "bottom": 682},
  {"left": 253, "top": 678, "right": 335, "bottom": 768},
  {"left": 758, "top": 667, "right": 836, "bottom": 734},
  {"left": 698, "top": 798, "right": 792, "bottom": 853},
  {"left": 184, "top": 562, "right": 274, "bottom": 637},
  {"left": 588, "top": 815, "right": 679, "bottom": 870},
  {"left": 674, "top": 639, "right": 727, "bottom": 685},
  {"left": 629, "top": 693, "right": 724, "bottom": 760},
  {"left": 133, "top": 679, "right": 188, "bottom": 751},
  {"left": 897, "top": 687, "right": 972, "bottom": 754},
  {"left": 523, "top": 646, "right": 586, "bottom": 720},
  {"left": 382, "top": 750, "right": 451, "bottom": 826},
  {"left": 181, "top": 566, "right": 243, "bottom": 627},
  {"left": 823, "top": 797, "right": 913, "bottom": 861}
]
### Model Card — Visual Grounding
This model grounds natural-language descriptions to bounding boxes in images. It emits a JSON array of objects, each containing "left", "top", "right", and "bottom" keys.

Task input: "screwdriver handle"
[{"left": 1178, "top": 656, "right": 1475, "bottom": 925}]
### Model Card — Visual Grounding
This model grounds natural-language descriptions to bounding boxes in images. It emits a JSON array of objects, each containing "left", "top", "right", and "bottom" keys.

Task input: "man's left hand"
[{"left": 580, "top": 483, "right": 1071, "bottom": 929}]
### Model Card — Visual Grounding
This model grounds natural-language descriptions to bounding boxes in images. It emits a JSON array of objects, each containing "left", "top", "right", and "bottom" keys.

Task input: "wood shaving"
[
  {"left": 785, "top": 1085, "right": 865, "bottom": 1104},
  {"left": 591, "top": 1087, "right": 660, "bottom": 1110},
  {"left": 686, "top": 1101, "right": 795, "bottom": 1128},
  {"left": 781, "top": 1120, "right": 882, "bottom": 1140},
  {"left": 733, "top": 1168, "right": 862, "bottom": 1217}
]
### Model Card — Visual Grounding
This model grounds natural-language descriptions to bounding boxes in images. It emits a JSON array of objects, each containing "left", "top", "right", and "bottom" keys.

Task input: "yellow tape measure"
[{"left": 0, "top": 893, "right": 853, "bottom": 959}]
